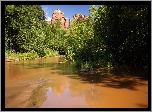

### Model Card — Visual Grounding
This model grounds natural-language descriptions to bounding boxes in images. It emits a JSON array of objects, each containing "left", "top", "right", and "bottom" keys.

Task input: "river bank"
[{"left": 5, "top": 50, "right": 60, "bottom": 63}]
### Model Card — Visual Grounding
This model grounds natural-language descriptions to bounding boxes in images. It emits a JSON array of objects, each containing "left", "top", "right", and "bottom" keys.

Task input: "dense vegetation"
[{"left": 5, "top": 5, "right": 148, "bottom": 69}]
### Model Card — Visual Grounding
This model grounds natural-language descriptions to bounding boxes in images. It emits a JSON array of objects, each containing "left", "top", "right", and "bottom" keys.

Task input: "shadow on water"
[
  {"left": 6, "top": 57, "right": 148, "bottom": 108},
  {"left": 14, "top": 58, "right": 148, "bottom": 91},
  {"left": 135, "top": 103, "right": 148, "bottom": 108},
  {"left": 76, "top": 66, "right": 148, "bottom": 90}
]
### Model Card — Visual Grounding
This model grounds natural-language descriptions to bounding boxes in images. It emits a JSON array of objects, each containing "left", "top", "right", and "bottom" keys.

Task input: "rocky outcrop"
[
  {"left": 46, "top": 10, "right": 87, "bottom": 29},
  {"left": 48, "top": 9, "right": 69, "bottom": 29},
  {"left": 73, "top": 14, "right": 87, "bottom": 22}
]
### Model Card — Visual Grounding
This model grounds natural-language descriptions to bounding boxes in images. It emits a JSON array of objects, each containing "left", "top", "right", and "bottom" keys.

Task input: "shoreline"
[{"left": 5, "top": 55, "right": 65, "bottom": 63}]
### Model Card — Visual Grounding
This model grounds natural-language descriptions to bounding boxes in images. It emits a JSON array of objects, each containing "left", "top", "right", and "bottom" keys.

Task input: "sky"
[{"left": 41, "top": 5, "right": 92, "bottom": 21}]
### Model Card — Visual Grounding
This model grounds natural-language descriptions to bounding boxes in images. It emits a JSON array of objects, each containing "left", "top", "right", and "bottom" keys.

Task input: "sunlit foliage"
[
  {"left": 5, "top": 5, "right": 46, "bottom": 53},
  {"left": 5, "top": 5, "right": 148, "bottom": 68}
]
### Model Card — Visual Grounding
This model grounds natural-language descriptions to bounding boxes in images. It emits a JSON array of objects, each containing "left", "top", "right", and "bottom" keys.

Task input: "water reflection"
[{"left": 5, "top": 57, "right": 148, "bottom": 108}]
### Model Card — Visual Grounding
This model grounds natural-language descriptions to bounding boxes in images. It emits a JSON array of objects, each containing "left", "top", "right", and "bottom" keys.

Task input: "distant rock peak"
[
  {"left": 46, "top": 10, "right": 87, "bottom": 29},
  {"left": 47, "top": 9, "right": 69, "bottom": 30},
  {"left": 73, "top": 14, "right": 87, "bottom": 21}
]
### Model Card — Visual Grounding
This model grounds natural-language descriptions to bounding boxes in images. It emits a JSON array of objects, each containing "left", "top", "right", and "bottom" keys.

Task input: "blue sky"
[{"left": 41, "top": 5, "right": 92, "bottom": 21}]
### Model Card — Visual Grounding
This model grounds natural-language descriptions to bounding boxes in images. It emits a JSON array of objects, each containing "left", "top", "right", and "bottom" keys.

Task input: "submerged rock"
[{"left": 80, "top": 67, "right": 93, "bottom": 72}]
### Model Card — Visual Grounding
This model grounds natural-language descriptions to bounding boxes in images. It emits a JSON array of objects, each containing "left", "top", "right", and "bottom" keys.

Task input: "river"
[{"left": 5, "top": 57, "right": 148, "bottom": 108}]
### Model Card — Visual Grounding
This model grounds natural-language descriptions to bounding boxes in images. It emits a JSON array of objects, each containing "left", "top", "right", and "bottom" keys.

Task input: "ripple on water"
[{"left": 5, "top": 57, "right": 148, "bottom": 108}]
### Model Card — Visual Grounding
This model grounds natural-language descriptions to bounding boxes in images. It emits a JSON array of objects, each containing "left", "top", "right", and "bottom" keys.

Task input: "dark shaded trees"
[{"left": 94, "top": 5, "right": 148, "bottom": 67}]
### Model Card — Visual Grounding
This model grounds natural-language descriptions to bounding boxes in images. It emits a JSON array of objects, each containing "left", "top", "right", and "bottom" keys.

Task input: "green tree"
[
  {"left": 5, "top": 5, "right": 46, "bottom": 53},
  {"left": 94, "top": 5, "right": 148, "bottom": 67},
  {"left": 64, "top": 15, "right": 94, "bottom": 62}
]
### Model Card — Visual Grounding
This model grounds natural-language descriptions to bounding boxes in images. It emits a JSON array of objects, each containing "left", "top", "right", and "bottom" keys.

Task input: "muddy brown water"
[{"left": 5, "top": 57, "right": 148, "bottom": 108}]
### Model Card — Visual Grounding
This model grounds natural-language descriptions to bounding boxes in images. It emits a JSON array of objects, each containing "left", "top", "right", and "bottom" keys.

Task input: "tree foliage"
[
  {"left": 5, "top": 5, "right": 148, "bottom": 68},
  {"left": 5, "top": 5, "right": 46, "bottom": 53},
  {"left": 94, "top": 5, "right": 148, "bottom": 66},
  {"left": 63, "top": 16, "right": 94, "bottom": 62}
]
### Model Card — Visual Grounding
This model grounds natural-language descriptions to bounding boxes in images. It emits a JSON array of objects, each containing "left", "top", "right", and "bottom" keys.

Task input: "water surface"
[{"left": 5, "top": 57, "right": 148, "bottom": 108}]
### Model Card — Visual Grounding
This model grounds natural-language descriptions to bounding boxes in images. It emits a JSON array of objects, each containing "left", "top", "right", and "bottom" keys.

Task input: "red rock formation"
[
  {"left": 49, "top": 9, "right": 69, "bottom": 29},
  {"left": 47, "top": 10, "right": 87, "bottom": 29},
  {"left": 64, "top": 18, "right": 69, "bottom": 28},
  {"left": 60, "top": 17, "right": 65, "bottom": 27},
  {"left": 73, "top": 14, "right": 87, "bottom": 21}
]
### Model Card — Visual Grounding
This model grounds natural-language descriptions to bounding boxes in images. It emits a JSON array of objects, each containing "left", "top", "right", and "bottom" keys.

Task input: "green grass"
[{"left": 5, "top": 49, "right": 59, "bottom": 61}]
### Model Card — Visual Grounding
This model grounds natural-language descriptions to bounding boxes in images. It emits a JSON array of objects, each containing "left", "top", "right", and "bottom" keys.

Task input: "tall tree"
[{"left": 5, "top": 5, "right": 46, "bottom": 52}]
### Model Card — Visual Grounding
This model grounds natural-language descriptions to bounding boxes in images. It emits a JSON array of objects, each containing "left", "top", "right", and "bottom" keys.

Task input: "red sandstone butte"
[
  {"left": 73, "top": 14, "right": 87, "bottom": 22},
  {"left": 47, "top": 9, "right": 69, "bottom": 29}
]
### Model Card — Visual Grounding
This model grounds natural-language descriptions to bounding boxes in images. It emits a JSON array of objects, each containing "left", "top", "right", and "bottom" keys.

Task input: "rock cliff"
[
  {"left": 73, "top": 14, "right": 87, "bottom": 22},
  {"left": 47, "top": 9, "right": 87, "bottom": 29},
  {"left": 47, "top": 9, "right": 69, "bottom": 29}
]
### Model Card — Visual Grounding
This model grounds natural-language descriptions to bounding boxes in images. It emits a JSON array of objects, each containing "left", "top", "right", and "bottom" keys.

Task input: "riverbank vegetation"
[{"left": 5, "top": 5, "right": 148, "bottom": 70}]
